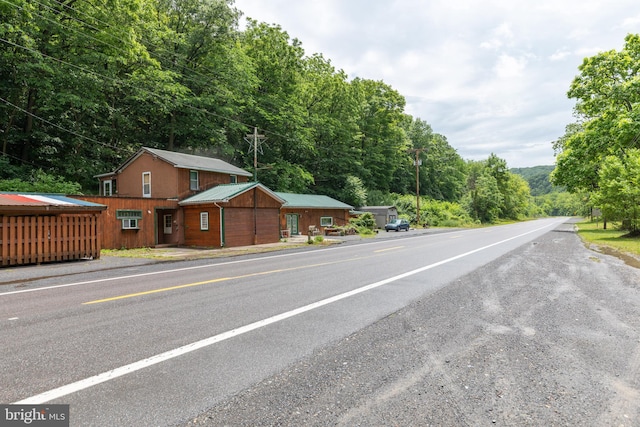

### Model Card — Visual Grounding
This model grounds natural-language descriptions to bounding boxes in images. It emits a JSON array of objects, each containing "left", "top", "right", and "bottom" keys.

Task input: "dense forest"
[{"left": 2, "top": 0, "right": 620, "bottom": 225}]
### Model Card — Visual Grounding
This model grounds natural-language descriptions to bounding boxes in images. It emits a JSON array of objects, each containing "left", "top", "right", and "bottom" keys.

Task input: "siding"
[
  {"left": 224, "top": 207, "right": 280, "bottom": 247},
  {"left": 182, "top": 186, "right": 282, "bottom": 248},
  {"left": 75, "top": 196, "right": 180, "bottom": 249},
  {"left": 280, "top": 208, "right": 351, "bottom": 234},
  {"left": 183, "top": 207, "right": 222, "bottom": 247}
]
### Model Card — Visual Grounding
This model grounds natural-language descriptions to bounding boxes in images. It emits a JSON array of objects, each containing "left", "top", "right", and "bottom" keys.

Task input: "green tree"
[
  {"left": 340, "top": 175, "right": 367, "bottom": 208},
  {"left": 593, "top": 149, "right": 640, "bottom": 231},
  {"left": 352, "top": 78, "right": 410, "bottom": 193},
  {"left": 553, "top": 34, "right": 640, "bottom": 205}
]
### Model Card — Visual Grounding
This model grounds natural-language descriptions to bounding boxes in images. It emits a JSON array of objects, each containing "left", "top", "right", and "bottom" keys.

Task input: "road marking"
[
  {"left": 83, "top": 258, "right": 364, "bottom": 304},
  {"left": 0, "top": 222, "right": 550, "bottom": 298},
  {"left": 374, "top": 246, "right": 404, "bottom": 253},
  {"left": 0, "top": 239, "right": 397, "bottom": 297},
  {"left": 13, "top": 219, "right": 562, "bottom": 405}
]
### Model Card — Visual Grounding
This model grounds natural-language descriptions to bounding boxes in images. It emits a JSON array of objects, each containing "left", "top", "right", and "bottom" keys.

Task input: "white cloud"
[
  {"left": 549, "top": 50, "right": 571, "bottom": 61},
  {"left": 494, "top": 54, "right": 527, "bottom": 78}
]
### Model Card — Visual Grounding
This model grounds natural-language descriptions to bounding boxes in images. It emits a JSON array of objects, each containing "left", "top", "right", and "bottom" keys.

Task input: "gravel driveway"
[{"left": 182, "top": 222, "right": 640, "bottom": 426}]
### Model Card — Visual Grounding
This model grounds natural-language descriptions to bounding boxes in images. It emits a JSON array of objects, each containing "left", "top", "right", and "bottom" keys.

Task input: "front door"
[
  {"left": 285, "top": 214, "right": 298, "bottom": 235},
  {"left": 163, "top": 214, "right": 172, "bottom": 234}
]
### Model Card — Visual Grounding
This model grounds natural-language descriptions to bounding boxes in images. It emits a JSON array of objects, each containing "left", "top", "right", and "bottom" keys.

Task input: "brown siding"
[
  {"left": 223, "top": 207, "right": 280, "bottom": 247},
  {"left": 1, "top": 213, "right": 101, "bottom": 267},
  {"left": 224, "top": 208, "right": 254, "bottom": 247},
  {"left": 112, "top": 152, "right": 180, "bottom": 199},
  {"left": 175, "top": 169, "right": 250, "bottom": 200},
  {"left": 182, "top": 186, "right": 282, "bottom": 248},
  {"left": 75, "top": 196, "right": 180, "bottom": 249},
  {"left": 100, "top": 151, "right": 251, "bottom": 199},
  {"left": 183, "top": 207, "right": 222, "bottom": 247},
  {"left": 280, "top": 208, "right": 351, "bottom": 234}
]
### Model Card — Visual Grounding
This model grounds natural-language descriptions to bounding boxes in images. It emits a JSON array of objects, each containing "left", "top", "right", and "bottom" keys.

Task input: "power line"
[
  {"left": 0, "top": 35, "right": 250, "bottom": 130},
  {"left": 28, "top": 0, "right": 296, "bottom": 142},
  {"left": 0, "top": 95, "right": 122, "bottom": 152}
]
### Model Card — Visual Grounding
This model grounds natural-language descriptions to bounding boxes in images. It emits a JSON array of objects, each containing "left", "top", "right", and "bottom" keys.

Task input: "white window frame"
[
  {"left": 142, "top": 172, "right": 151, "bottom": 198},
  {"left": 320, "top": 216, "right": 333, "bottom": 227},
  {"left": 122, "top": 218, "right": 139, "bottom": 229},
  {"left": 190, "top": 170, "right": 199, "bottom": 191},
  {"left": 103, "top": 180, "right": 112, "bottom": 196},
  {"left": 200, "top": 212, "right": 209, "bottom": 231}
]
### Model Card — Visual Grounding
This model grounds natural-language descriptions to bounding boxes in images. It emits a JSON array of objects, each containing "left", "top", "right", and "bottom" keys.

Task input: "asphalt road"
[{"left": 3, "top": 217, "right": 638, "bottom": 426}]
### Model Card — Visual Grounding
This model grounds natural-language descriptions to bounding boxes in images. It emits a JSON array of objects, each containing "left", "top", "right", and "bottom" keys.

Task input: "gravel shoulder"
[{"left": 181, "top": 223, "right": 640, "bottom": 426}]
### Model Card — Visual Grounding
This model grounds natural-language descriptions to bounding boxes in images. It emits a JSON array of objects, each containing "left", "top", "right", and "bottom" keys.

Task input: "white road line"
[
  {"left": 13, "top": 219, "right": 561, "bottom": 404},
  {"left": 0, "top": 243, "right": 364, "bottom": 297},
  {"left": 0, "top": 220, "right": 559, "bottom": 297}
]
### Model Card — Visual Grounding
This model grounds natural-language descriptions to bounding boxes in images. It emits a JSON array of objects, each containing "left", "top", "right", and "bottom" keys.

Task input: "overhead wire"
[{"left": 1, "top": 0, "right": 293, "bottom": 141}]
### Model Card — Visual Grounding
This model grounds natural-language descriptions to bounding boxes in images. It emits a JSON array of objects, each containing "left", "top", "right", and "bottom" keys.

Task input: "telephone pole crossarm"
[{"left": 244, "top": 126, "right": 266, "bottom": 182}]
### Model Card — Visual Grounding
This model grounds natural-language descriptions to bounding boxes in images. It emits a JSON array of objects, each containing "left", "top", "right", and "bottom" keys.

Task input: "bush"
[{"left": 350, "top": 212, "right": 376, "bottom": 230}]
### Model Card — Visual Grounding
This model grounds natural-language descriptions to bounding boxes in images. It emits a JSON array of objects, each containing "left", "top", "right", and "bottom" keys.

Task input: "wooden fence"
[{"left": 0, "top": 214, "right": 101, "bottom": 267}]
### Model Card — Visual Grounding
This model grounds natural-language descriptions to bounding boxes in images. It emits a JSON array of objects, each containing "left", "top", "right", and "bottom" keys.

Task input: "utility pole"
[
  {"left": 410, "top": 148, "right": 425, "bottom": 226},
  {"left": 244, "top": 126, "right": 266, "bottom": 182},
  {"left": 244, "top": 127, "right": 266, "bottom": 245}
]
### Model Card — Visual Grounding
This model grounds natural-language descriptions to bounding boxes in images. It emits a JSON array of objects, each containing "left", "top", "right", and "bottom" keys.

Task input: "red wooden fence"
[{"left": 0, "top": 214, "right": 101, "bottom": 266}]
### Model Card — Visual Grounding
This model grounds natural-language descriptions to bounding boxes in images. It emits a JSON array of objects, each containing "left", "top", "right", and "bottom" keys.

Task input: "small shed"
[
  {"left": 180, "top": 182, "right": 285, "bottom": 248},
  {"left": 359, "top": 206, "right": 398, "bottom": 229},
  {"left": 0, "top": 193, "right": 106, "bottom": 266},
  {"left": 276, "top": 193, "right": 354, "bottom": 236}
]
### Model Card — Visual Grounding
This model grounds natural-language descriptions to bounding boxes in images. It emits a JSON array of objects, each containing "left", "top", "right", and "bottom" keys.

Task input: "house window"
[
  {"left": 230, "top": 175, "right": 237, "bottom": 184},
  {"left": 116, "top": 210, "right": 142, "bottom": 230},
  {"left": 190, "top": 170, "right": 199, "bottom": 190},
  {"left": 103, "top": 180, "right": 112, "bottom": 196},
  {"left": 122, "top": 218, "right": 139, "bottom": 229},
  {"left": 200, "top": 212, "right": 209, "bottom": 230},
  {"left": 320, "top": 216, "right": 333, "bottom": 227},
  {"left": 142, "top": 172, "right": 151, "bottom": 197}
]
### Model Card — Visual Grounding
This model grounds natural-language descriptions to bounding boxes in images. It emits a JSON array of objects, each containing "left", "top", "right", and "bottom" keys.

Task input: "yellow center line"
[
  {"left": 374, "top": 246, "right": 404, "bottom": 253},
  {"left": 83, "top": 256, "right": 369, "bottom": 305}
]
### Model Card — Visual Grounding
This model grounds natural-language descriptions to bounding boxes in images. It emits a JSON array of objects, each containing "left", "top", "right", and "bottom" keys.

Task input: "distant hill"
[{"left": 511, "top": 165, "right": 563, "bottom": 196}]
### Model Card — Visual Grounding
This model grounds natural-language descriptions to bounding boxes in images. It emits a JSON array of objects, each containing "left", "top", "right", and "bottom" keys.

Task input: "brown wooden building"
[
  {"left": 74, "top": 196, "right": 180, "bottom": 249},
  {"left": 180, "top": 182, "right": 285, "bottom": 247},
  {"left": 96, "top": 147, "right": 252, "bottom": 199},
  {"left": 91, "top": 147, "right": 254, "bottom": 249},
  {"left": 275, "top": 192, "right": 354, "bottom": 236},
  {"left": 1, "top": 193, "right": 106, "bottom": 267}
]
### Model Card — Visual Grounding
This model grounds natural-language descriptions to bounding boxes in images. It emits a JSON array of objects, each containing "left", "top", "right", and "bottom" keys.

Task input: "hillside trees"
[
  {"left": 397, "top": 118, "right": 465, "bottom": 202},
  {"left": 1, "top": 0, "right": 532, "bottom": 223},
  {"left": 464, "top": 154, "right": 533, "bottom": 222}
]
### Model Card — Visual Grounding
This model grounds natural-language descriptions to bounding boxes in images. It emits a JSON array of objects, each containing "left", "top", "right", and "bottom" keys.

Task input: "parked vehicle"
[{"left": 384, "top": 218, "right": 410, "bottom": 232}]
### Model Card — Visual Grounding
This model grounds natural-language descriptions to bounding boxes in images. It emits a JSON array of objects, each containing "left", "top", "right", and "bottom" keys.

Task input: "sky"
[{"left": 232, "top": 0, "right": 640, "bottom": 168}]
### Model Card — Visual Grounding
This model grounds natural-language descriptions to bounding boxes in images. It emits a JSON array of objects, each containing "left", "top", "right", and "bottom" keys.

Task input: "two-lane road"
[{"left": 1, "top": 218, "right": 569, "bottom": 425}]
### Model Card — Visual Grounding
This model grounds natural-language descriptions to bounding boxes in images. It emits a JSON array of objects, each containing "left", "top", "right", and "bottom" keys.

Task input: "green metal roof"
[
  {"left": 275, "top": 192, "right": 353, "bottom": 209},
  {"left": 179, "top": 183, "right": 285, "bottom": 205}
]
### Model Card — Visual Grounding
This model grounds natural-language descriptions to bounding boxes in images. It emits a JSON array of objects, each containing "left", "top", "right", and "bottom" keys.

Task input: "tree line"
[
  {"left": 1, "top": 0, "right": 557, "bottom": 224},
  {"left": 552, "top": 34, "right": 640, "bottom": 231}
]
